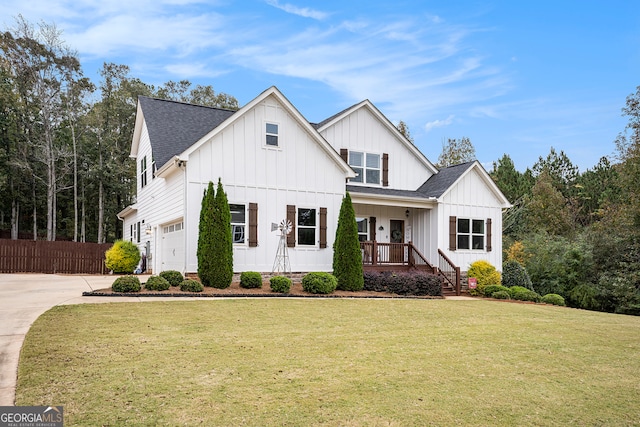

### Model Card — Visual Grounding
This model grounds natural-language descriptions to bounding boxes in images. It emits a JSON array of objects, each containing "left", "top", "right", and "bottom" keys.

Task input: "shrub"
[
  {"left": 332, "top": 192, "right": 364, "bottom": 291},
  {"left": 180, "top": 279, "right": 204, "bottom": 293},
  {"left": 198, "top": 179, "right": 233, "bottom": 289},
  {"left": 541, "top": 293, "right": 566, "bottom": 306},
  {"left": 502, "top": 260, "right": 534, "bottom": 290},
  {"left": 144, "top": 275, "right": 171, "bottom": 291},
  {"left": 363, "top": 271, "right": 442, "bottom": 297},
  {"left": 211, "top": 179, "right": 233, "bottom": 288},
  {"left": 270, "top": 276, "right": 292, "bottom": 293},
  {"left": 363, "top": 271, "right": 387, "bottom": 293},
  {"left": 492, "top": 290, "right": 510, "bottom": 300},
  {"left": 159, "top": 270, "right": 184, "bottom": 287},
  {"left": 467, "top": 260, "right": 501, "bottom": 296},
  {"left": 112, "top": 275, "right": 141, "bottom": 293},
  {"left": 508, "top": 286, "right": 540, "bottom": 302},
  {"left": 240, "top": 272, "right": 263, "bottom": 289},
  {"left": 197, "top": 182, "right": 215, "bottom": 286},
  {"left": 105, "top": 240, "right": 141, "bottom": 274},
  {"left": 484, "top": 285, "right": 510, "bottom": 298},
  {"left": 302, "top": 272, "right": 337, "bottom": 294}
]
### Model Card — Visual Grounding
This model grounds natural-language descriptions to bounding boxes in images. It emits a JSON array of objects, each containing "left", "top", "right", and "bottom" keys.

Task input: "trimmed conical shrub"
[
  {"left": 197, "top": 182, "right": 215, "bottom": 286},
  {"left": 332, "top": 192, "right": 364, "bottom": 291},
  {"left": 210, "top": 178, "right": 233, "bottom": 288}
]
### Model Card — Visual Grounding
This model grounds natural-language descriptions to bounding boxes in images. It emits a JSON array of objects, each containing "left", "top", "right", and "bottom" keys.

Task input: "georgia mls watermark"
[{"left": 0, "top": 406, "right": 63, "bottom": 427}]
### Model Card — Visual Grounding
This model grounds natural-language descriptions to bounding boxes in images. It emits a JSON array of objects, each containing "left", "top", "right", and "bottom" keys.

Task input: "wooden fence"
[{"left": 0, "top": 239, "right": 112, "bottom": 274}]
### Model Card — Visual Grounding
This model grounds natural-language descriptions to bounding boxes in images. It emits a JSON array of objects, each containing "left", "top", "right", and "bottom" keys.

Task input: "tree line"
[
  {"left": 0, "top": 17, "right": 238, "bottom": 243},
  {"left": 487, "top": 87, "right": 640, "bottom": 314}
]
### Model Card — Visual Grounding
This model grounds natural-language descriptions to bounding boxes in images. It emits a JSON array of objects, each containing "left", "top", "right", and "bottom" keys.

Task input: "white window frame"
[
  {"left": 264, "top": 121, "right": 280, "bottom": 148},
  {"left": 297, "top": 207, "right": 317, "bottom": 247},
  {"left": 163, "top": 221, "right": 183, "bottom": 234},
  {"left": 348, "top": 151, "right": 381, "bottom": 185},
  {"left": 140, "top": 156, "right": 148, "bottom": 188},
  {"left": 230, "top": 203, "right": 246, "bottom": 245},
  {"left": 457, "top": 218, "right": 485, "bottom": 250}
]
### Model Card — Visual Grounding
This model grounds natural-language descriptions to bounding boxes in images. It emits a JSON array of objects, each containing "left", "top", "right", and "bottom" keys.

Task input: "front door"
[{"left": 390, "top": 220, "right": 404, "bottom": 263}]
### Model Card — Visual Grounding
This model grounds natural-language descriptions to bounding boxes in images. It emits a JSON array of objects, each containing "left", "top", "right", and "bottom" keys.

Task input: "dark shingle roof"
[
  {"left": 139, "top": 96, "right": 236, "bottom": 169},
  {"left": 345, "top": 185, "right": 434, "bottom": 199},
  {"left": 417, "top": 162, "right": 474, "bottom": 198},
  {"left": 315, "top": 101, "right": 364, "bottom": 129}
]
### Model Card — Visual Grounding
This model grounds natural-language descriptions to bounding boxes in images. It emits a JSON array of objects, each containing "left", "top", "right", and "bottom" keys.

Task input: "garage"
[{"left": 160, "top": 220, "right": 185, "bottom": 273}]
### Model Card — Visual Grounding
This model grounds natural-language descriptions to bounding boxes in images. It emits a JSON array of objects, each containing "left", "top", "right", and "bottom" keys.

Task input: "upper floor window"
[
  {"left": 140, "top": 156, "right": 148, "bottom": 188},
  {"left": 298, "top": 208, "right": 316, "bottom": 246},
  {"left": 457, "top": 218, "right": 484, "bottom": 250},
  {"left": 349, "top": 151, "right": 380, "bottom": 185},
  {"left": 266, "top": 123, "right": 279, "bottom": 147},
  {"left": 230, "top": 204, "right": 246, "bottom": 244}
]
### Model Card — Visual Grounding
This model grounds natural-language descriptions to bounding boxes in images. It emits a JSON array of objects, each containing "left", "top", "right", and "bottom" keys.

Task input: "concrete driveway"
[{"left": 0, "top": 273, "right": 151, "bottom": 406}]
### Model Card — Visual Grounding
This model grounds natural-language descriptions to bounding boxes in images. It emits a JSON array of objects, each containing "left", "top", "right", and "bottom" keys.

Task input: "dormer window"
[
  {"left": 266, "top": 123, "right": 279, "bottom": 146},
  {"left": 349, "top": 151, "right": 380, "bottom": 185}
]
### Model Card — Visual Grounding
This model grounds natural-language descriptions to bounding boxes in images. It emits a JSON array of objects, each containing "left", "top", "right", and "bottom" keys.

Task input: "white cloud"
[
  {"left": 424, "top": 115, "right": 455, "bottom": 132},
  {"left": 265, "top": 0, "right": 329, "bottom": 20}
]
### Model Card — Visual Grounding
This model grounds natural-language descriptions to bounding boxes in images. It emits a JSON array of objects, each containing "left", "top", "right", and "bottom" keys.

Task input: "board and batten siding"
[
  {"left": 319, "top": 106, "right": 433, "bottom": 190},
  {"left": 133, "top": 121, "right": 186, "bottom": 273},
  {"left": 436, "top": 167, "right": 504, "bottom": 271},
  {"left": 184, "top": 95, "right": 347, "bottom": 273}
]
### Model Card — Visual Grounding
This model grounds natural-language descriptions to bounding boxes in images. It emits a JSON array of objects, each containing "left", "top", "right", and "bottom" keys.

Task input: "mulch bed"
[{"left": 84, "top": 280, "right": 444, "bottom": 299}]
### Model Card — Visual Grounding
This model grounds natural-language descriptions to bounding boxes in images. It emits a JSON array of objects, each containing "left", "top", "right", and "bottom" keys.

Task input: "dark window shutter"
[
  {"left": 137, "top": 222, "right": 141, "bottom": 243},
  {"left": 319, "top": 207, "right": 327, "bottom": 248},
  {"left": 449, "top": 216, "right": 457, "bottom": 251},
  {"left": 248, "top": 203, "right": 258, "bottom": 247},
  {"left": 369, "top": 216, "right": 377, "bottom": 241},
  {"left": 382, "top": 153, "right": 389, "bottom": 187},
  {"left": 340, "top": 148, "right": 348, "bottom": 163},
  {"left": 341, "top": 149, "right": 349, "bottom": 183},
  {"left": 287, "top": 205, "right": 296, "bottom": 247},
  {"left": 486, "top": 218, "right": 492, "bottom": 252}
]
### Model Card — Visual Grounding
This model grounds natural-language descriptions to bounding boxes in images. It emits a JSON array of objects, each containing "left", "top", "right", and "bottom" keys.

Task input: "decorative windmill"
[{"left": 271, "top": 219, "right": 292, "bottom": 274}]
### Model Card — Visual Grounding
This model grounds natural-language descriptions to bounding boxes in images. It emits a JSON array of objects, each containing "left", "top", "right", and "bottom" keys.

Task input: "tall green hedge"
[
  {"left": 197, "top": 179, "right": 233, "bottom": 288},
  {"left": 211, "top": 179, "right": 233, "bottom": 288},
  {"left": 197, "top": 182, "right": 215, "bottom": 286},
  {"left": 332, "top": 192, "right": 364, "bottom": 291}
]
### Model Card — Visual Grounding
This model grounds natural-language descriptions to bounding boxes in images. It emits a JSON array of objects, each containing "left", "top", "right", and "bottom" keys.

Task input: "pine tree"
[
  {"left": 210, "top": 178, "right": 233, "bottom": 288},
  {"left": 197, "top": 182, "right": 215, "bottom": 286},
  {"left": 333, "top": 192, "right": 364, "bottom": 291}
]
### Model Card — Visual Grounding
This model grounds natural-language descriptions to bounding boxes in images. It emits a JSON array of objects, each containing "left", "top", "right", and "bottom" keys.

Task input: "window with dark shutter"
[
  {"left": 286, "top": 205, "right": 296, "bottom": 247},
  {"left": 249, "top": 203, "right": 258, "bottom": 247},
  {"left": 319, "top": 207, "right": 327, "bottom": 248},
  {"left": 486, "top": 218, "right": 492, "bottom": 252},
  {"left": 449, "top": 216, "right": 456, "bottom": 251},
  {"left": 382, "top": 153, "right": 389, "bottom": 187}
]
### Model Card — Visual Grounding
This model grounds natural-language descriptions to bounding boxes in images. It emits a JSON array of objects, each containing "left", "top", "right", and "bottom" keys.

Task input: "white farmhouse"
[{"left": 118, "top": 86, "right": 510, "bottom": 293}]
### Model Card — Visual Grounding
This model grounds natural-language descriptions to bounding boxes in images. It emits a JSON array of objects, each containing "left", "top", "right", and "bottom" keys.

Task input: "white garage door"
[{"left": 161, "top": 220, "right": 184, "bottom": 272}]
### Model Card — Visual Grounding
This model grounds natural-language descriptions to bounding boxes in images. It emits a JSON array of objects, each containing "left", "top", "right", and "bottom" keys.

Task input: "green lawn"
[{"left": 17, "top": 299, "right": 640, "bottom": 426}]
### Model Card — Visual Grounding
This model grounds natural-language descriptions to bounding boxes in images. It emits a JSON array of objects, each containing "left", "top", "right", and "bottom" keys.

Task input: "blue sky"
[{"left": 2, "top": 0, "right": 639, "bottom": 172}]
